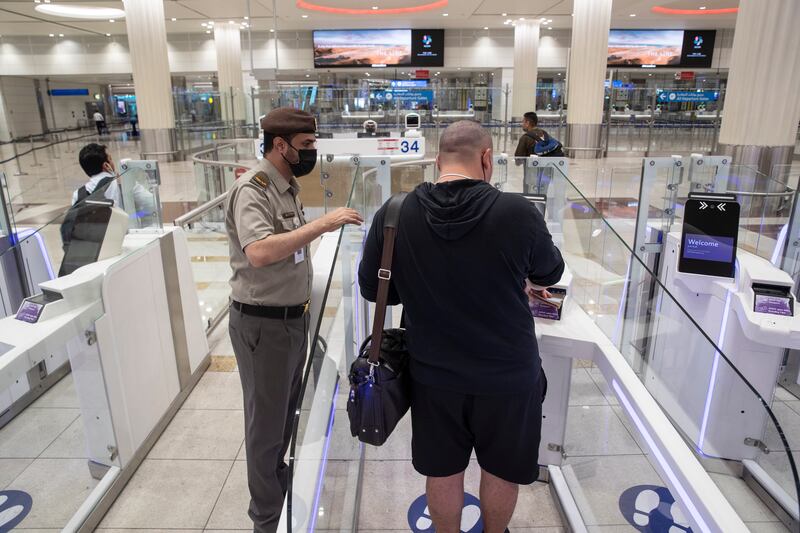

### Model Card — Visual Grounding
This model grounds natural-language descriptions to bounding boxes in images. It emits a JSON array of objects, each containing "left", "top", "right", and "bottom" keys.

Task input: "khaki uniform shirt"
[{"left": 225, "top": 159, "right": 313, "bottom": 306}]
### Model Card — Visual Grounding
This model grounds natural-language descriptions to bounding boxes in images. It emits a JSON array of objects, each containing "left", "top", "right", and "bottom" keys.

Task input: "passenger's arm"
[
  {"left": 514, "top": 136, "right": 529, "bottom": 159},
  {"left": 527, "top": 207, "right": 565, "bottom": 287}
]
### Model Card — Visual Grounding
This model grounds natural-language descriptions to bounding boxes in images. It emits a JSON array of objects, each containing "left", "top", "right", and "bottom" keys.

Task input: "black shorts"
[{"left": 410, "top": 372, "right": 547, "bottom": 485}]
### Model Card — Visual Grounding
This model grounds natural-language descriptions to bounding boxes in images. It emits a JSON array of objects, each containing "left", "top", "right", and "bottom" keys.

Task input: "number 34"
[{"left": 400, "top": 140, "right": 419, "bottom": 153}]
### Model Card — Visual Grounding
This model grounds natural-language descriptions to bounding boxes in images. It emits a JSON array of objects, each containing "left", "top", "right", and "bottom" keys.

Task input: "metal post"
[
  {"left": 230, "top": 90, "right": 236, "bottom": 138},
  {"left": 603, "top": 86, "right": 613, "bottom": 157},
  {"left": 646, "top": 90, "right": 657, "bottom": 157},
  {"left": 503, "top": 83, "right": 510, "bottom": 153},
  {"left": 11, "top": 137, "right": 28, "bottom": 176},
  {"left": 250, "top": 86, "right": 257, "bottom": 138},
  {"left": 29, "top": 136, "right": 42, "bottom": 167},
  {"left": 712, "top": 86, "right": 724, "bottom": 154},
  {"left": 52, "top": 133, "right": 60, "bottom": 159},
  {"left": 65, "top": 131, "right": 73, "bottom": 153}
]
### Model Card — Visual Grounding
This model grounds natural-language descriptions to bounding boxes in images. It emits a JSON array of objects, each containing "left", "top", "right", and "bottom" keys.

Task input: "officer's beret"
[{"left": 260, "top": 107, "right": 317, "bottom": 135}]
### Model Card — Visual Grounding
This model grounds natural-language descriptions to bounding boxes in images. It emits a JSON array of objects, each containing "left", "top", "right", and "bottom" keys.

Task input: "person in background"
[
  {"left": 514, "top": 111, "right": 564, "bottom": 158},
  {"left": 93, "top": 110, "right": 106, "bottom": 135},
  {"left": 359, "top": 120, "right": 564, "bottom": 533},
  {"left": 71, "top": 143, "right": 155, "bottom": 219}
]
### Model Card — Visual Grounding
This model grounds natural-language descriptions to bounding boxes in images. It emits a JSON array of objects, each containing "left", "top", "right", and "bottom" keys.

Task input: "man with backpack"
[{"left": 514, "top": 111, "right": 564, "bottom": 158}]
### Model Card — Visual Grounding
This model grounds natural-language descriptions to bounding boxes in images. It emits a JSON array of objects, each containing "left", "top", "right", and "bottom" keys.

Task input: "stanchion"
[
  {"left": 65, "top": 132, "right": 73, "bottom": 153},
  {"left": 29, "top": 136, "right": 43, "bottom": 167},
  {"left": 52, "top": 133, "right": 61, "bottom": 159},
  {"left": 11, "top": 139, "right": 28, "bottom": 176}
]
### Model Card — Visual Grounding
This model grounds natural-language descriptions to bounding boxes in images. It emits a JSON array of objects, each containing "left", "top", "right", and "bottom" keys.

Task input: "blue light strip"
[
  {"left": 613, "top": 379, "right": 711, "bottom": 533},
  {"left": 697, "top": 289, "right": 732, "bottom": 454},
  {"left": 309, "top": 379, "right": 339, "bottom": 532}
]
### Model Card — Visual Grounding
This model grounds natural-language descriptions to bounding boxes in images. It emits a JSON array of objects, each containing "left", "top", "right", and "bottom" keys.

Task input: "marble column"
[
  {"left": 214, "top": 24, "right": 246, "bottom": 126},
  {"left": 122, "top": 0, "right": 176, "bottom": 159},
  {"left": 512, "top": 20, "right": 540, "bottom": 120},
  {"left": 565, "top": 0, "right": 613, "bottom": 159},
  {"left": 718, "top": 0, "right": 800, "bottom": 180}
]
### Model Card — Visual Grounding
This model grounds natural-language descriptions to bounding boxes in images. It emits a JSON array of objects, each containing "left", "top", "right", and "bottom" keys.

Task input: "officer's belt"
[{"left": 232, "top": 300, "right": 309, "bottom": 319}]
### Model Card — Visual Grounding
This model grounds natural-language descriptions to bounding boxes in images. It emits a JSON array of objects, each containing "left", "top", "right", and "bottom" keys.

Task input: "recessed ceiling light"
[
  {"left": 205, "top": 30, "right": 211, "bottom": 34},
  {"left": 244, "top": 16, "right": 249, "bottom": 19},
  {"left": 201, "top": 23, "right": 207, "bottom": 27},
  {"left": 269, "top": 28, "right": 275, "bottom": 32},
  {"left": 48, "top": 33, "right": 54, "bottom": 37},
  {"left": 35, "top": 4, "right": 125, "bottom": 19},
  {"left": 171, "top": 17, "right": 177, "bottom": 21},
  {"left": 629, "top": 13, "right": 636, "bottom": 17},
  {"left": 301, "top": 14, "right": 308, "bottom": 18},
  {"left": 501, "top": 12, "right": 507, "bottom": 16},
  {"left": 109, "top": 19, "right": 115, "bottom": 22},
  {"left": 571, "top": 13, "right": 574, "bottom": 16},
  {"left": 519, "top": 17, "right": 524, "bottom": 20},
  {"left": 58, "top": 33, "right": 64, "bottom": 37},
  {"left": 483, "top": 26, "right": 488, "bottom": 30},
  {"left": 547, "top": 26, "right": 552, "bottom": 30},
  {"left": 105, "top": 33, "right": 111, "bottom": 37},
  {"left": 208, "top": 21, "right": 214, "bottom": 25},
  {"left": 442, "top": 13, "right": 448, "bottom": 16},
  {"left": 699, "top": 6, "right": 707, "bottom": 9},
  {"left": 306, "top": 74, "right": 310, "bottom": 77},
  {"left": 229, "top": 20, "right": 235, "bottom": 24},
  {"left": 34, "top": 0, "right": 41, "bottom": 3},
  {"left": 365, "top": 72, "right": 370, "bottom": 76},
  {"left": 372, "top": 5, "right": 378, "bottom": 9}
]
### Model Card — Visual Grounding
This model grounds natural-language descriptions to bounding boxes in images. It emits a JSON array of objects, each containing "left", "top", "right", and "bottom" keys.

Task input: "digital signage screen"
[
  {"left": 607, "top": 29, "right": 715, "bottom": 68},
  {"left": 313, "top": 29, "right": 443, "bottom": 68}
]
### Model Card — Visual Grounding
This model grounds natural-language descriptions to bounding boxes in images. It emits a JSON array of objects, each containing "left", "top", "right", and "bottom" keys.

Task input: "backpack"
[
  {"left": 61, "top": 177, "right": 115, "bottom": 250},
  {"left": 526, "top": 129, "right": 564, "bottom": 157}
]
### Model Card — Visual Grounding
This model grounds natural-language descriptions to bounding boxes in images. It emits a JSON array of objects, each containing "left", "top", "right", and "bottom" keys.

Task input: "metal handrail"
[
  {"left": 174, "top": 193, "right": 227, "bottom": 227},
  {"left": 726, "top": 189, "right": 795, "bottom": 198}
]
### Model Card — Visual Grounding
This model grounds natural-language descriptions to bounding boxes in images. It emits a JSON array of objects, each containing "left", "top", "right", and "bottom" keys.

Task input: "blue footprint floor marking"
[
  {"left": 620, "top": 485, "right": 693, "bottom": 532},
  {"left": 408, "top": 492, "right": 483, "bottom": 533},
  {"left": 0, "top": 490, "right": 33, "bottom": 532}
]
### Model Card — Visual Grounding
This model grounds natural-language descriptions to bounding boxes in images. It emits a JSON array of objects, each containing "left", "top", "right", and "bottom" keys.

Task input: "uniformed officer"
[{"left": 225, "top": 107, "right": 363, "bottom": 533}]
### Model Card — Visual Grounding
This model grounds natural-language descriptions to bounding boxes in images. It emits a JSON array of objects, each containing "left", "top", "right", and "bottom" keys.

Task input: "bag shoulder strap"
[{"left": 368, "top": 192, "right": 408, "bottom": 364}]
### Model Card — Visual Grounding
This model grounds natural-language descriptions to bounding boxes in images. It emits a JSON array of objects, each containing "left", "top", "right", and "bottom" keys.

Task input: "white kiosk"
[{"left": 646, "top": 194, "right": 800, "bottom": 461}]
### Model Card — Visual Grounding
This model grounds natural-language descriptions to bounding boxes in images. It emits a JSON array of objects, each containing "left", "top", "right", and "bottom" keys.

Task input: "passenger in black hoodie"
[{"left": 359, "top": 121, "right": 564, "bottom": 533}]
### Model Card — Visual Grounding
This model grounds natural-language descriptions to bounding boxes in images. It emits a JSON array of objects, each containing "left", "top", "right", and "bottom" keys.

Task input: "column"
[
  {"left": 718, "top": 0, "right": 800, "bottom": 179},
  {"left": 214, "top": 24, "right": 246, "bottom": 126},
  {"left": 492, "top": 68, "right": 513, "bottom": 123},
  {"left": 122, "top": 0, "right": 176, "bottom": 158},
  {"left": 511, "top": 20, "right": 540, "bottom": 120},
  {"left": 565, "top": 0, "right": 612, "bottom": 159}
]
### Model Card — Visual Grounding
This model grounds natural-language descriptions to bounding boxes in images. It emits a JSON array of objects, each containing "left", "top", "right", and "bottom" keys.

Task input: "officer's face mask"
[{"left": 280, "top": 137, "right": 317, "bottom": 178}]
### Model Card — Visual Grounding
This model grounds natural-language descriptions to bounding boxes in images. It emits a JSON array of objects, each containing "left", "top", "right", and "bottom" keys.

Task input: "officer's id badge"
[{"left": 294, "top": 248, "right": 305, "bottom": 264}]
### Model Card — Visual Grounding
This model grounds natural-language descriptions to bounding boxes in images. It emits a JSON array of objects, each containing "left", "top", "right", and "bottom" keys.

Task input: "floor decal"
[
  {"left": 0, "top": 490, "right": 32, "bottom": 532},
  {"left": 408, "top": 492, "right": 482, "bottom": 533},
  {"left": 619, "top": 485, "right": 693, "bottom": 532}
]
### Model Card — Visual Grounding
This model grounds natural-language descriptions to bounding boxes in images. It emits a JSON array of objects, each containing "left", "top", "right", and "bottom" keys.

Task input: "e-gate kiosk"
[{"left": 645, "top": 192, "right": 800, "bottom": 463}]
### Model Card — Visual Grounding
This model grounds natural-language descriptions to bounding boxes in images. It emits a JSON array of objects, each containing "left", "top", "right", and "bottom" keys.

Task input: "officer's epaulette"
[{"left": 250, "top": 172, "right": 269, "bottom": 190}]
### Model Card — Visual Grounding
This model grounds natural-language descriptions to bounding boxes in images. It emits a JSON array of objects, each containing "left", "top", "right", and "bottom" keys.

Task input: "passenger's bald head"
[
  {"left": 436, "top": 120, "right": 494, "bottom": 182},
  {"left": 437, "top": 120, "right": 492, "bottom": 165}
]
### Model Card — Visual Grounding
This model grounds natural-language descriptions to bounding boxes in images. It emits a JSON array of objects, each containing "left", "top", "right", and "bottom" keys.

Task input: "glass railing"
[
  {"left": 285, "top": 153, "right": 800, "bottom": 531},
  {"left": 509, "top": 157, "right": 800, "bottom": 529}
]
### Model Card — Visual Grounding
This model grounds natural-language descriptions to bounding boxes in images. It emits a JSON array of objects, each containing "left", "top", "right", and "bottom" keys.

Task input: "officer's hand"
[{"left": 320, "top": 207, "right": 364, "bottom": 232}]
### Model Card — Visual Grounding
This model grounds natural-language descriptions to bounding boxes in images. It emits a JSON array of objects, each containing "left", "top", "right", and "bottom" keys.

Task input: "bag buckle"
[
  {"left": 377, "top": 268, "right": 392, "bottom": 281},
  {"left": 367, "top": 359, "right": 379, "bottom": 380}
]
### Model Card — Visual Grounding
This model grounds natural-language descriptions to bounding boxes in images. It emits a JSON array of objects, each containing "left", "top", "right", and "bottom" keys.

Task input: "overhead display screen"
[
  {"left": 607, "top": 29, "right": 716, "bottom": 68},
  {"left": 313, "top": 29, "right": 444, "bottom": 68}
]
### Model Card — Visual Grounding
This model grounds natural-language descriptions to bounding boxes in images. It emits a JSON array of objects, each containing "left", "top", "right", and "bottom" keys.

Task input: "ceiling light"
[
  {"left": 372, "top": 5, "right": 378, "bottom": 9},
  {"left": 58, "top": 33, "right": 64, "bottom": 37},
  {"left": 365, "top": 72, "right": 370, "bottom": 76},
  {"left": 483, "top": 26, "right": 488, "bottom": 30},
  {"left": 105, "top": 33, "right": 111, "bottom": 37},
  {"left": 48, "top": 33, "right": 54, "bottom": 37},
  {"left": 34, "top": 0, "right": 41, "bottom": 3},
  {"left": 699, "top": 6, "right": 707, "bottom": 9},
  {"left": 35, "top": 4, "right": 125, "bottom": 19},
  {"left": 518, "top": 17, "right": 524, "bottom": 20},
  {"left": 109, "top": 18, "right": 115, "bottom": 22},
  {"left": 306, "top": 74, "right": 310, "bottom": 77},
  {"left": 547, "top": 26, "right": 552, "bottom": 30},
  {"left": 571, "top": 13, "right": 574, "bottom": 16},
  {"left": 208, "top": 21, "right": 214, "bottom": 25},
  {"left": 205, "top": 30, "right": 211, "bottom": 34},
  {"left": 540, "top": 17, "right": 546, "bottom": 21},
  {"left": 501, "top": 12, "right": 507, "bottom": 16},
  {"left": 270, "top": 28, "right": 275, "bottom": 32},
  {"left": 171, "top": 17, "right": 177, "bottom": 21},
  {"left": 442, "top": 13, "right": 448, "bottom": 16},
  {"left": 629, "top": 13, "right": 636, "bottom": 17},
  {"left": 244, "top": 16, "right": 249, "bottom": 19},
  {"left": 201, "top": 23, "right": 207, "bottom": 26},
  {"left": 229, "top": 20, "right": 235, "bottom": 24},
  {"left": 301, "top": 14, "right": 308, "bottom": 18}
]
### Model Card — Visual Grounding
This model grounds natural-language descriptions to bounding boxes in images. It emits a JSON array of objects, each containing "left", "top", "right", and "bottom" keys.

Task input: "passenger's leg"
[
  {"left": 427, "top": 471, "right": 465, "bottom": 533},
  {"left": 479, "top": 468, "right": 518, "bottom": 533}
]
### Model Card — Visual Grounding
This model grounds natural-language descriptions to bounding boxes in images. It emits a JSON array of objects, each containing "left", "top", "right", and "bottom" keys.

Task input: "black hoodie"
[{"left": 359, "top": 179, "right": 564, "bottom": 395}]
